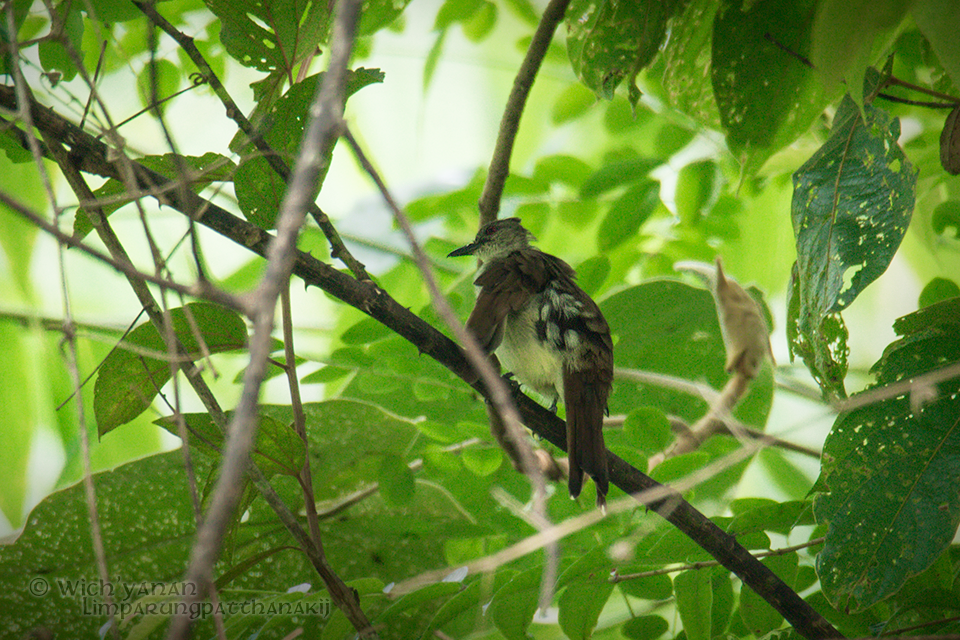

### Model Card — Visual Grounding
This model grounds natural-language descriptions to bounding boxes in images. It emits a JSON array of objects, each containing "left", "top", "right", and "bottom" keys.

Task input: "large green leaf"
[
  {"left": 790, "top": 97, "right": 916, "bottom": 396},
  {"left": 234, "top": 69, "right": 383, "bottom": 229},
  {"left": 660, "top": 0, "right": 722, "bottom": 131},
  {"left": 601, "top": 280, "right": 774, "bottom": 500},
  {"left": 0, "top": 451, "right": 210, "bottom": 639},
  {"left": 601, "top": 280, "right": 773, "bottom": 429},
  {"left": 711, "top": 0, "right": 832, "bottom": 173},
  {"left": 813, "top": 298, "right": 960, "bottom": 611},
  {"left": 93, "top": 303, "right": 247, "bottom": 435},
  {"left": 204, "top": 0, "right": 328, "bottom": 74},
  {"left": 567, "top": 0, "right": 682, "bottom": 104}
]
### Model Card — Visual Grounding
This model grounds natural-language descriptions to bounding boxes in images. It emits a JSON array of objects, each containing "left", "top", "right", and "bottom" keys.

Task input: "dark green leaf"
[
  {"left": 94, "top": 303, "right": 247, "bottom": 435},
  {"left": 566, "top": 0, "right": 680, "bottom": 99},
  {"left": 204, "top": 0, "right": 328, "bottom": 74},
  {"left": 675, "top": 569, "right": 712, "bottom": 640},
  {"left": 597, "top": 180, "right": 660, "bottom": 251},
  {"left": 790, "top": 98, "right": 915, "bottom": 396},
  {"left": 739, "top": 553, "right": 798, "bottom": 635},
  {"left": 813, "top": 299, "right": 960, "bottom": 611},
  {"left": 712, "top": 0, "right": 831, "bottom": 172}
]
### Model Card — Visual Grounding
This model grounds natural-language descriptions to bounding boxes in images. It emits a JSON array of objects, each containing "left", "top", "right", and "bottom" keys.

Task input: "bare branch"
[{"left": 477, "top": 0, "right": 571, "bottom": 224}]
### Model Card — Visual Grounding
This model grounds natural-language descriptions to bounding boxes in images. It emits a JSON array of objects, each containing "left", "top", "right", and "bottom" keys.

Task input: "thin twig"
[
  {"left": 477, "top": 0, "right": 571, "bottom": 224},
  {"left": 281, "top": 285, "right": 324, "bottom": 548}
]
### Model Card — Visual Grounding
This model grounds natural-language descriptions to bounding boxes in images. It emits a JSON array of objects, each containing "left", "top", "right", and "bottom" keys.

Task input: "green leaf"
[
  {"left": 204, "top": 0, "right": 329, "bottom": 75},
  {"left": 94, "top": 303, "right": 247, "bottom": 435},
  {"left": 919, "top": 277, "right": 960, "bottom": 308},
  {"left": 617, "top": 571, "right": 672, "bottom": 601},
  {"left": 552, "top": 82, "right": 597, "bottom": 124},
  {"left": 462, "top": 0, "right": 497, "bottom": 42},
  {"left": 491, "top": 566, "right": 541, "bottom": 640},
  {"left": 37, "top": 3, "right": 83, "bottom": 82},
  {"left": 712, "top": 0, "right": 831, "bottom": 173},
  {"left": 622, "top": 614, "right": 669, "bottom": 640},
  {"left": 674, "top": 161, "right": 718, "bottom": 224},
  {"left": 602, "top": 280, "right": 773, "bottom": 431},
  {"left": 739, "top": 553, "right": 798, "bottom": 636},
  {"left": 790, "top": 98, "right": 916, "bottom": 396},
  {"left": 378, "top": 454, "right": 416, "bottom": 505},
  {"left": 461, "top": 446, "right": 502, "bottom": 476},
  {"left": 557, "top": 578, "right": 615, "bottom": 640},
  {"left": 156, "top": 412, "right": 305, "bottom": 479},
  {"left": 136, "top": 58, "right": 181, "bottom": 114},
  {"left": 913, "top": 0, "right": 960, "bottom": 95},
  {"left": 580, "top": 156, "right": 661, "bottom": 199},
  {"left": 359, "top": 0, "right": 412, "bottom": 35},
  {"left": 623, "top": 406, "right": 672, "bottom": 456},
  {"left": 675, "top": 569, "right": 712, "bottom": 640},
  {"left": 661, "top": 0, "right": 722, "bottom": 130},
  {"left": 575, "top": 255, "right": 610, "bottom": 297},
  {"left": 566, "top": 0, "right": 680, "bottom": 99},
  {"left": 596, "top": 180, "right": 660, "bottom": 251},
  {"left": 0, "top": 452, "right": 210, "bottom": 638},
  {"left": 234, "top": 69, "right": 383, "bottom": 228},
  {"left": 812, "top": 0, "right": 910, "bottom": 96},
  {"left": 813, "top": 298, "right": 960, "bottom": 611},
  {"left": 932, "top": 200, "right": 960, "bottom": 239},
  {"left": 532, "top": 154, "right": 593, "bottom": 190}
]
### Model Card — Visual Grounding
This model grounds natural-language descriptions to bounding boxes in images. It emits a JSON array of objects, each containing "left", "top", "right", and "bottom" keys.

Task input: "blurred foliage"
[{"left": 1, "top": 0, "right": 960, "bottom": 638}]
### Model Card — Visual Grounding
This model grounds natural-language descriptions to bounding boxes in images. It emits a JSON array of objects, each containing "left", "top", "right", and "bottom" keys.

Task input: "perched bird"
[{"left": 448, "top": 218, "right": 614, "bottom": 506}]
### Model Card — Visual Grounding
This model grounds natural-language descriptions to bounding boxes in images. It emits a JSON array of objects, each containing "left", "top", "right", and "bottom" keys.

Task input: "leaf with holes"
[
  {"left": 204, "top": 0, "right": 328, "bottom": 74},
  {"left": 712, "top": 0, "right": 833, "bottom": 173},
  {"left": 94, "top": 303, "right": 247, "bottom": 436},
  {"left": 566, "top": 0, "right": 681, "bottom": 103},
  {"left": 813, "top": 298, "right": 960, "bottom": 611},
  {"left": 234, "top": 69, "right": 383, "bottom": 229},
  {"left": 790, "top": 96, "right": 916, "bottom": 395}
]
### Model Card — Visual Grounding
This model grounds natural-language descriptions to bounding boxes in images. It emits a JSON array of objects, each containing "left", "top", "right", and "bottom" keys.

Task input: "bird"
[{"left": 448, "top": 217, "right": 614, "bottom": 506}]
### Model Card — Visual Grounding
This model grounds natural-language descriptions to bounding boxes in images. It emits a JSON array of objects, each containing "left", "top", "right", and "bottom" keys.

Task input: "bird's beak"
[{"left": 447, "top": 242, "right": 477, "bottom": 258}]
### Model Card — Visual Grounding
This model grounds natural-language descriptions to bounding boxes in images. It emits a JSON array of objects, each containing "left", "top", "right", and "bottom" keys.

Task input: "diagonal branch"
[{"left": 0, "top": 86, "right": 842, "bottom": 640}]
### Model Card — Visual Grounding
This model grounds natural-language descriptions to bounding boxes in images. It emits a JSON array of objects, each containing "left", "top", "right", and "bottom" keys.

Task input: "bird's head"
[{"left": 447, "top": 217, "right": 534, "bottom": 262}]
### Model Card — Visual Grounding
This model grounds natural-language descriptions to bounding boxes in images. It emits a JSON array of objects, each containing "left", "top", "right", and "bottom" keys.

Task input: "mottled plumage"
[{"left": 449, "top": 218, "right": 613, "bottom": 505}]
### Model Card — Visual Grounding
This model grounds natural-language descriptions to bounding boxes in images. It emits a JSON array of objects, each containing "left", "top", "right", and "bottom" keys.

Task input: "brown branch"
[
  {"left": 477, "top": 0, "right": 571, "bottom": 225},
  {"left": 0, "top": 86, "right": 841, "bottom": 640}
]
